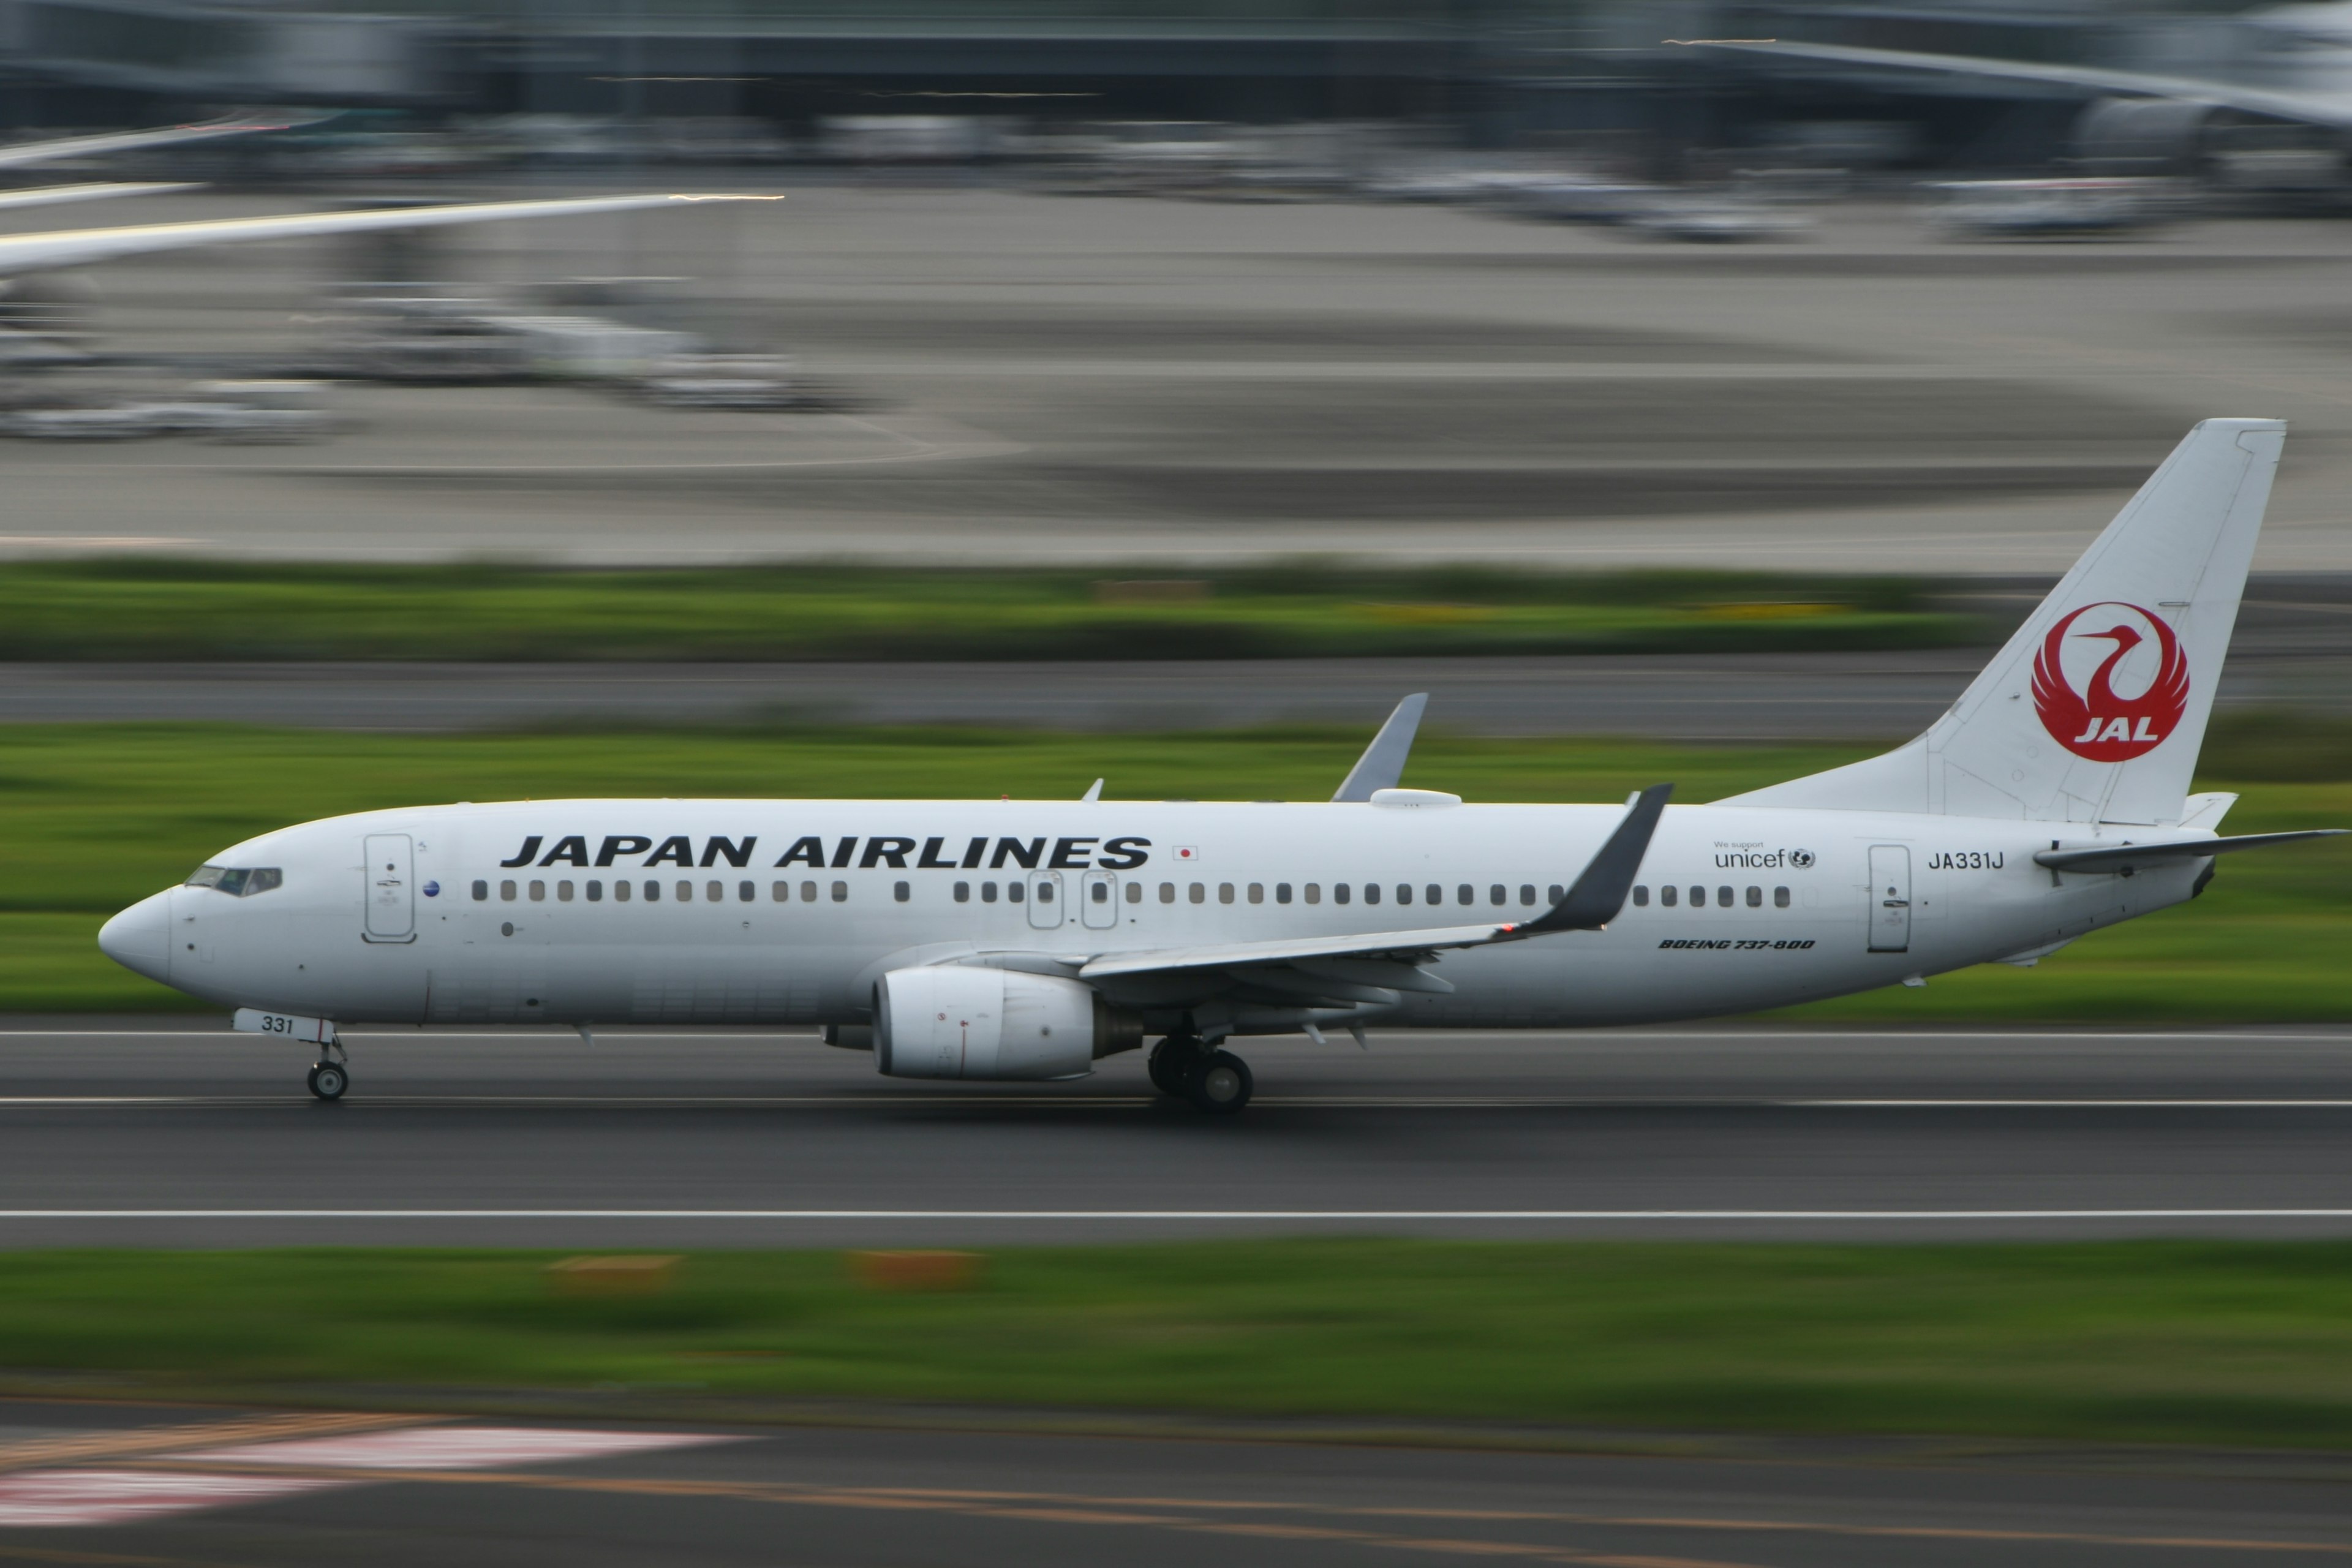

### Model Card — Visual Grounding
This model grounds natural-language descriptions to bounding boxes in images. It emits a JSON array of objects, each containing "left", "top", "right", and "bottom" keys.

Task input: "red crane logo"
[{"left": 2031, "top": 601, "right": 2190, "bottom": 762}]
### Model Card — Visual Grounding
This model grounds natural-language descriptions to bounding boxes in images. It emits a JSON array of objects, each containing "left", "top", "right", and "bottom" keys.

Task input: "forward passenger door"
[{"left": 363, "top": 833, "right": 416, "bottom": 944}]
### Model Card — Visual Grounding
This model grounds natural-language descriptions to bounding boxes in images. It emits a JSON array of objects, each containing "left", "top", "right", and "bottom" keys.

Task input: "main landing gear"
[
  {"left": 305, "top": 1042, "right": 350, "bottom": 1101},
  {"left": 1148, "top": 1035, "right": 1253, "bottom": 1114}
]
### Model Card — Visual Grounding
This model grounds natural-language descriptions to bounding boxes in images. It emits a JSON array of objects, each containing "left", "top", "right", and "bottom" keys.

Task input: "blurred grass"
[
  {"left": 16, "top": 1240, "right": 2352, "bottom": 1449},
  {"left": 0, "top": 559, "right": 1973, "bottom": 661},
  {"left": 6, "top": 717, "right": 2346, "bottom": 1017}
]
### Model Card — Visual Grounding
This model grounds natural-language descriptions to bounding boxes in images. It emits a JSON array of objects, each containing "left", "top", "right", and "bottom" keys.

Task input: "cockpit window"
[{"left": 185, "top": 865, "right": 282, "bottom": 897}]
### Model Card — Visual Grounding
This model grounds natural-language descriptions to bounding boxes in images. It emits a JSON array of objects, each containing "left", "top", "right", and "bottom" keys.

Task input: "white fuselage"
[{"left": 104, "top": 797, "right": 2198, "bottom": 1035}]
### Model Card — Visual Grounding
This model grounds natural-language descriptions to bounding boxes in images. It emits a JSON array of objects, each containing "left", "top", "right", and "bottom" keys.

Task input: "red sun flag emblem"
[{"left": 2030, "top": 601, "right": 2190, "bottom": 762}]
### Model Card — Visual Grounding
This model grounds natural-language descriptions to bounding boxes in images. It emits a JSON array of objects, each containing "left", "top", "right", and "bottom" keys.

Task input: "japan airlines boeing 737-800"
[{"left": 96, "top": 419, "right": 2342, "bottom": 1111}]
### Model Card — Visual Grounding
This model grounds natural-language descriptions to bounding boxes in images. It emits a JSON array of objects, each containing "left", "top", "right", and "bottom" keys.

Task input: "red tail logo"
[{"left": 2031, "top": 601, "right": 2189, "bottom": 762}]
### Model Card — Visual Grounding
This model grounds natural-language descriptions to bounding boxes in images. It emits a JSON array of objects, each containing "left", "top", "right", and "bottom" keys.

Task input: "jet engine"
[{"left": 873, "top": 966, "right": 1142, "bottom": 1081}]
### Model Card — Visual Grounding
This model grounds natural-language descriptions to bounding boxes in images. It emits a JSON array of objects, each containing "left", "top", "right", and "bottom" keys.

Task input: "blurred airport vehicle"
[
  {"left": 823, "top": 115, "right": 1017, "bottom": 165},
  {"left": 318, "top": 295, "right": 532, "bottom": 383},
  {"left": 94, "top": 421, "right": 2343, "bottom": 1113},
  {"left": 312, "top": 292, "right": 855, "bottom": 405},
  {"left": 1626, "top": 193, "right": 1809, "bottom": 241},
  {"left": 639, "top": 352, "right": 856, "bottom": 410},
  {"left": 0, "top": 377, "right": 336, "bottom": 442},
  {"left": 1928, "top": 176, "right": 2175, "bottom": 237}
]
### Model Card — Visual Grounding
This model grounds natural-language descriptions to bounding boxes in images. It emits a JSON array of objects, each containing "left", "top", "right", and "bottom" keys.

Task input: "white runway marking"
[
  {"left": 0, "top": 1468, "right": 341, "bottom": 1527},
  {"left": 4, "top": 1208, "right": 2352, "bottom": 1222},
  {"left": 0, "top": 1426, "right": 732, "bottom": 1529},
  {"left": 181, "top": 1427, "right": 726, "bottom": 1471}
]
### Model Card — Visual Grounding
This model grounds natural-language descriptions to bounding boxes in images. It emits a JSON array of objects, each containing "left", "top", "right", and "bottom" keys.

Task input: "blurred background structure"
[
  {"left": 11, "top": 0, "right": 2352, "bottom": 186},
  {"left": 2, "top": 1, "right": 2351, "bottom": 563}
]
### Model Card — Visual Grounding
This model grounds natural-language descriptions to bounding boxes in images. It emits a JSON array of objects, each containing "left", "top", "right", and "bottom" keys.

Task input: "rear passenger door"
[{"left": 1867, "top": 845, "right": 1911, "bottom": 953}]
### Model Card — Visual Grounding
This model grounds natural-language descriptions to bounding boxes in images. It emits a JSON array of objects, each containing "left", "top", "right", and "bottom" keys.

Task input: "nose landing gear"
[
  {"left": 1147, "top": 1036, "right": 1253, "bottom": 1114},
  {"left": 305, "top": 1042, "right": 350, "bottom": 1101}
]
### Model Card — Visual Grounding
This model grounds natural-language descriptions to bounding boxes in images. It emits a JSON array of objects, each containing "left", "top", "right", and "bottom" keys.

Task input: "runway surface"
[
  {"left": 14, "top": 186, "right": 2352, "bottom": 570},
  {"left": 9, "top": 1397, "right": 2352, "bottom": 1567},
  {"left": 6, "top": 1023, "right": 2352, "bottom": 1245}
]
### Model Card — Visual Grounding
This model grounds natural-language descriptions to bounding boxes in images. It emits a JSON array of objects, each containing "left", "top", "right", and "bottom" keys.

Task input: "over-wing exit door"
[
  {"left": 1027, "top": 871, "right": 1063, "bottom": 930},
  {"left": 1867, "top": 845, "right": 1911, "bottom": 953}
]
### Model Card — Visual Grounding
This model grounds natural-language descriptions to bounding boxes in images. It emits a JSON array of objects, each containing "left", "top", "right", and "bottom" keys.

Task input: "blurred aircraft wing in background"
[
  {"left": 0, "top": 192, "right": 778, "bottom": 276},
  {"left": 0, "top": 183, "right": 195, "bottom": 213},
  {"left": 1692, "top": 39, "right": 2352, "bottom": 131},
  {"left": 0, "top": 115, "right": 305, "bottom": 170}
]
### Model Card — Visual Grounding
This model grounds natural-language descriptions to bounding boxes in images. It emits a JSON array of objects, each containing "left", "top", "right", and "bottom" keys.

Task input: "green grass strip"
[
  {"left": 0, "top": 560, "right": 1970, "bottom": 662},
  {"left": 4, "top": 720, "right": 2344, "bottom": 1019},
  {"left": 13, "top": 1241, "right": 2352, "bottom": 1450}
]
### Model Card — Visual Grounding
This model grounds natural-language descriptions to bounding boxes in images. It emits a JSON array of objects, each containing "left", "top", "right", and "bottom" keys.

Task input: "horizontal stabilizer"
[{"left": 2035, "top": 829, "right": 2344, "bottom": 873}]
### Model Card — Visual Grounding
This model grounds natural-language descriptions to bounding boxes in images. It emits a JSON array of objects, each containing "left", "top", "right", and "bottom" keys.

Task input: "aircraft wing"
[
  {"left": 1075, "top": 782, "right": 1671, "bottom": 1006},
  {"left": 2035, "top": 829, "right": 2345, "bottom": 874},
  {"left": 0, "top": 191, "right": 775, "bottom": 277},
  {"left": 0, "top": 116, "right": 304, "bottom": 171},
  {"left": 1691, "top": 39, "right": 2352, "bottom": 131},
  {"left": 1079, "top": 919, "right": 1518, "bottom": 981}
]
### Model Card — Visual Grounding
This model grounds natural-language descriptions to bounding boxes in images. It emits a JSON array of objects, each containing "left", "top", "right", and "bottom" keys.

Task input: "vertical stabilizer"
[{"left": 1722, "top": 418, "right": 2283, "bottom": 825}]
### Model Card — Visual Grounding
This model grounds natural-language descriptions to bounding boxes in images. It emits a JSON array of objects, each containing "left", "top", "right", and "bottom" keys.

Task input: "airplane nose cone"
[{"left": 97, "top": 891, "right": 172, "bottom": 984}]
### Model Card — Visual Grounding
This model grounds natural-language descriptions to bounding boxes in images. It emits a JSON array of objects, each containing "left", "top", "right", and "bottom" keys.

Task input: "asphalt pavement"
[
  {"left": 4, "top": 1023, "right": 2352, "bottom": 1245},
  {"left": 9, "top": 1396, "right": 2352, "bottom": 1566}
]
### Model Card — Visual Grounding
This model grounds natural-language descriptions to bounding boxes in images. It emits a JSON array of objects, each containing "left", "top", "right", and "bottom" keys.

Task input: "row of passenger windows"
[
  {"left": 475, "top": 876, "right": 1581, "bottom": 909},
  {"left": 1632, "top": 885, "right": 1792, "bottom": 909},
  {"left": 473, "top": 876, "right": 1799, "bottom": 911},
  {"left": 477, "top": 878, "right": 851, "bottom": 904}
]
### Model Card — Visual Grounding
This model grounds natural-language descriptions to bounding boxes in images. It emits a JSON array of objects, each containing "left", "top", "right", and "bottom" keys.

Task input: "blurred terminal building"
[{"left": 0, "top": 0, "right": 2345, "bottom": 181}]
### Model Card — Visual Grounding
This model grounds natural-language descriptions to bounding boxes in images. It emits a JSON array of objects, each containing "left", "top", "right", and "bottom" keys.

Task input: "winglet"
[
  {"left": 1520, "top": 783, "right": 1674, "bottom": 934},
  {"left": 1332, "top": 693, "right": 1429, "bottom": 802},
  {"left": 1081, "top": 778, "right": 1104, "bottom": 802}
]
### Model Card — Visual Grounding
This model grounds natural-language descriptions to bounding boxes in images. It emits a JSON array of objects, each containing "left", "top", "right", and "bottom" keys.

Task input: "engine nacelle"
[{"left": 873, "top": 966, "right": 1141, "bottom": 1081}]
